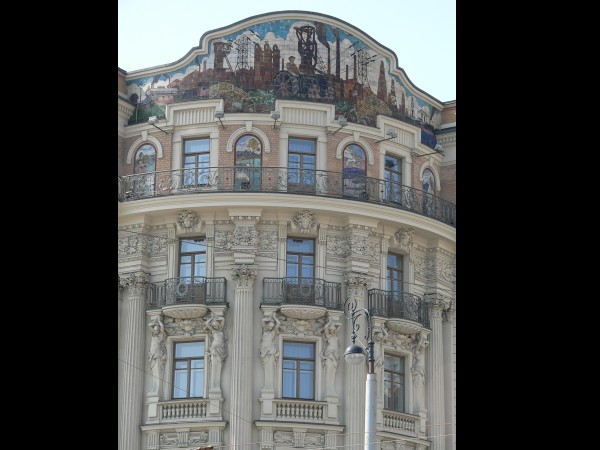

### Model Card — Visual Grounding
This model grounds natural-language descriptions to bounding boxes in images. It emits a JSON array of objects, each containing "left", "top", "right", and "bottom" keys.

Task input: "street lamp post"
[{"left": 343, "top": 298, "right": 376, "bottom": 450}]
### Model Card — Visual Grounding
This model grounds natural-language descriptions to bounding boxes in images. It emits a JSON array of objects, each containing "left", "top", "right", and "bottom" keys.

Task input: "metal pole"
[{"left": 364, "top": 339, "right": 376, "bottom": 450}]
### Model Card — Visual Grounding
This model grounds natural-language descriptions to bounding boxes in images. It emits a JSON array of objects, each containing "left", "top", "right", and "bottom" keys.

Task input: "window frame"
[
  {"left": 384, "top": 153, "right": 403, "bottom": 204},
  {"left": 383, "top": 353, "right": 406, "bottom": 413},
  {"left": 182, "top": 137, "right": 211, "bottom": 188},
  {"left": 171, "top": 340, "right": 206, "bottom": 400},
  {"left": 281, "top": 340, "right": 316, "bottom": 400},
  {"left": 287, "top": 137, "right": 316, "bottom": 193}
]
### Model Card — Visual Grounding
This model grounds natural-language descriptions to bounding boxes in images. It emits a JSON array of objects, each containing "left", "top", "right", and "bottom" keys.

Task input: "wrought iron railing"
[
  {"left": 368, "top": 289, "right": 430, "bottom": 328},
  {"left": 147, "top": 276, "right": 227, "bottom": 310},
  {"left": 262, "top": 277, "right": 342, "bottom": 309},
  {"left": 118, "top": 167, "right": 456, "bottom": 227}
]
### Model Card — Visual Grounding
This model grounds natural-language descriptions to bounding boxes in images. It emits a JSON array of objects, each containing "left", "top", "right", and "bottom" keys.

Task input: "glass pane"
[
  {"left": 184, "top": 155, "right": 197, "bottom": 166},
  {"left": 185, "top": 139, "right": 210, "bottom": 154},
  {"left": 181, "top": 239, "right": 205, "bottom": 252},
  {"left": 282, "top": 369, "right": 297, "bottom": 397},
  {"left": 387, "top": 254, "right": 401, "bottom": 269},
  {"left": 175, "top": 342, "right": 204, "bottom": 358},
  {"left": 173, "top": 370, "right": 188, "bottom": 398},
  {"left": 299, "top": 370, "right": 314, "bottom": 399},
  {"left": 289, "top": 138, "right": 315, "bottom": 154},
  {"left": 283, "top": 342, "right": 314, "bottom": 358},
  {"left": 180, "top": 255, "right": 192, "bottom": 263},
  {"left": 179, "top": 264, "right": 191, "bottom": 279},
  {"left": 175, "top": 361, "right": 188, "bottom": 369},
  {"left": 288, "top": 239, "right": 314, "bottom": 252},
  {"left": 194, "top": 262, "right": 206, "bottom": 278},
  {"left": 191, "top": 360, "right": 204, "bottom": 369},
  {"left": 190, "top": 368, "right": 204, "bottom": 397}
]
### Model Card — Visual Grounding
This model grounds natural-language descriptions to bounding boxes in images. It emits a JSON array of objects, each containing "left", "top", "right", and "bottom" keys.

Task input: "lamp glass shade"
[{"left": 344, "top": 344, "right": 366, "bottom": 365}]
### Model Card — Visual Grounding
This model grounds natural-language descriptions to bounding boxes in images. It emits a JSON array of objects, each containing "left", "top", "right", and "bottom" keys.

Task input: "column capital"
[
  {"left": 119, "top": 271, "right": 151, "bottom": 296},
  {"left": 343, "top": 272, "right": 372, "bottom": 299},
  {"left": 231, "top": 264, "right": 257, "bottom": 288},
  {"left": 424, "top": 292, "right": 452, "bottom": 319}
]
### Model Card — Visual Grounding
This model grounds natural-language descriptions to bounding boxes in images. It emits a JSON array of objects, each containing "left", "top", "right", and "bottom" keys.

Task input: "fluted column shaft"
[
  {"left": 229, "top": 265, "right": 257, "bottom": 450},
  {"left": 443, "top": 308, "right": 455, "bottom": 450},
  {"left": 119, "top": 271, "right": 150, "bottom": 450},
  {"left": 425, "top": 295, "right": 449, "bottom": 450}
]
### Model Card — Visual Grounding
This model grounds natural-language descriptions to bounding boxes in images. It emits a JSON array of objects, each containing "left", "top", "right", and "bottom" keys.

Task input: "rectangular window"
[
  {"left": 384, "top": 155, "right": 402, "bottom": 203},
  {"left": 183, "top": 138, "right": 210, "bottom": 188},
  {"left": 288, "top": 138, "right": 316, "bottom": 193},
  {"left": 282, "top": 341, "right": 315, "bottom": 399},
  {"left": 383, "top": 354, "right": 405, "bottom": 412},
  {"left": 172, "top": 341, "right": 205, "bottom": 399}
]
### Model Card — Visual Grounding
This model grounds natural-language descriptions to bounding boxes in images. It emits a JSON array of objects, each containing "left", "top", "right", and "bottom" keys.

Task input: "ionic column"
[
  {"left": 343, "top": 272, "right": 371, "bottom": 450},
  {"left": 119, "top": 271, "right": 151, "bottom": 450},
  {"left": 424, "top": 293, "right": 451, "bottom": 450},
  {"left": 229, "top": 265, "right": 257, "bottom": 450}
]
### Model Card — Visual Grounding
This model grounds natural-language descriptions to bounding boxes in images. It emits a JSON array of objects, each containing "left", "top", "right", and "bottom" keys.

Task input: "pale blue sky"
[{"left": 118, "top": 0, "right": 456, "bottom": 103}]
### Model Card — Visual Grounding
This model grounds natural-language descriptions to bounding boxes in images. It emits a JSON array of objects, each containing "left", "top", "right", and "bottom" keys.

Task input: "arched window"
[
  {"left": 134, "top": 144, "right": 156, "bottom": 196},
  {"left": 343, "top": 144, "right": 367, "bottom": 198},
  {"left": 234, "top": 134, "right": 262, "bottom": 191}
]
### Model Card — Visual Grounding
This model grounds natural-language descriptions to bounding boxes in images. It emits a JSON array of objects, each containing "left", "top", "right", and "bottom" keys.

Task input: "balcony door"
[
  {"left": 286, "top": 238, "right": 315, "bottom": 304},
  {"left": 183, "top": 138, "right": 210, "bottom": 189},
  {"left": 176, "top": 238, "right": 207, "bottom": 303},
  {"left": 288, "top": 138, "right": 316, "bottom": 193}
]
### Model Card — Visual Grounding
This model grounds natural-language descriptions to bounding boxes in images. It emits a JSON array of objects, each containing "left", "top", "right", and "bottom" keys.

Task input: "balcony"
[
  {"left": 147, "top": 276, "right": 227, "bottom": 318},
  {"left": 262, "top": 277, "right": 342, "bottom": 318},
  {"left": 118, "top": 167, "right": 456, "bottom": 227},
  {"left": 368, "top": 289, "right": 430, "bottom": 331}
]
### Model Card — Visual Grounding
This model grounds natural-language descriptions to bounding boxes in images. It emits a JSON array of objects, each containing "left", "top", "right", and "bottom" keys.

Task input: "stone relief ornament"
[
  {"left": 327, "top": 235, "right": 351, "bottom": 258},
  {"left": 118, "top": 234, "right": 167, "bottom": 259},
  {"left": 177, "top": 209, "right": 199, "bottom": 230},
  {"left": 394, "top": 228, "right": 414, "bottom": 250},
  {"left": 258, "top": 230, "right": 278, "bottom": 250},
  {"left": 234, "top": 225, "right": 258, "bottom": 247},
  {"left": 119, "top": 271, "right": 150, "bottom": 295},
  {"left": 273, "top": 431, "right": 294, "bottom": 445},
  {"left": 292, "top": 209, "right": 316, "bottom": 233},
  {"left": 215, "top": 230, "right": 235, "bottom": 250},
  {"left": 163, "top": 316, "right": 207, "bottom": 337},
  {"left": 304, "top": 434, "right": 325, "bottom": 447}
]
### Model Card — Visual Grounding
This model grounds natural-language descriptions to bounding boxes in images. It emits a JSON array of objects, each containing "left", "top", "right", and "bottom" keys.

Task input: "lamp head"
[
  {"left": 337, "top": 117, "right": 348, "bottom": 127},
  {"left": 386, "top": 130, "right": 397, "bottom": 138},
  {"left": 271, "top": 110, "right": 281, "bottom": 120},
  {"left": 215, "top": 110, "right": 225, "bottom": 119},
  {"left": 344, "top": 343, "right": 366, "bottom": 365},
  {"left": 148, "top": 116, "right": 158, "bottom": 125}
]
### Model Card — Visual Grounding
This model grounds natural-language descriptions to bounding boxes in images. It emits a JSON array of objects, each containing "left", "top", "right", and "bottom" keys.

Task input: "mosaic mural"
[{"left": 126, "top": 14, "right": 441, "bottom": 143}]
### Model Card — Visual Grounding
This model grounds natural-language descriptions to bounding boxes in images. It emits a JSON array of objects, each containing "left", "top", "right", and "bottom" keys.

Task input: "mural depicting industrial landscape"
[{"left": 126, "top": 16, "right": 441, "bottom": 146}]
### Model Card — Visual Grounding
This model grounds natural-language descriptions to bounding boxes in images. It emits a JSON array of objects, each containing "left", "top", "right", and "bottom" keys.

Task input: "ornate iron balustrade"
[
  {"left": 262, "top": 277, "right": 342, "bottom": 309},
  {"left": 147, "top": 276, "right": 227, "bottom": 310},
  {"left": 368, "top": 289, "right": 430, "bottom": 328},
  {"left": 118, "top": 167, "right": 456, "bottom": 227}
]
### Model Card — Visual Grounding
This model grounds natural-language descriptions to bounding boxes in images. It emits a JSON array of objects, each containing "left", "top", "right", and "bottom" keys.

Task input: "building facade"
[{"left": 118, "top": 10, "right": 456, "bottom": 450}]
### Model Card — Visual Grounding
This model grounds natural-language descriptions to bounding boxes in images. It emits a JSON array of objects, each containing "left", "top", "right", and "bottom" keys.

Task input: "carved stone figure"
[
  {"left": 320, "top": 317, "right": 341, "bottom": 396},
  {"left": 259, "top": 312, "right": 283, "bottom": 391},
  {"left": 411, "top": 331, "right": 429, "bottom": 412},
  {"left": 206, "top": 313, "right": 227, "bottom": 391},
  {"left": 148, "top": 317, "right": 167, "bottom": 395},
  {"left": 395, "top": 228, "right": 414, "bottom": 249}
]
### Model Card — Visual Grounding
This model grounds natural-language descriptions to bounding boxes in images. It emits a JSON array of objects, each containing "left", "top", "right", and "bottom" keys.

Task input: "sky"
[{"left": 118, "top": 0, "right": 456, "bottom": 103}]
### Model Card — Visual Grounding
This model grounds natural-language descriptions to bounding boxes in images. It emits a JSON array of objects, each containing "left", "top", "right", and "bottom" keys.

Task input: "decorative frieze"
[
  {"left": 159, "top": 430, "right": 208, "bottom": 448},
  {"left": 163, "top": 316, "right": 208, "bottom": 337},
  {"left": 214, "top": 230, "right": 235, "bottom": 251},
  {"left": 258, "top": 231, "right": 278, "bottom": 251},
  {"left": 118, "top": 233, "right": 168, "bottom": 260},
  {"left": 234, "top": 225, "right": 258, "bottom": 247},
  {"left": 327, "top": 235, "right": 378, "bottom": 263},
  {"left": 412, "top": 255, "right": 456, "bottom": 285}
]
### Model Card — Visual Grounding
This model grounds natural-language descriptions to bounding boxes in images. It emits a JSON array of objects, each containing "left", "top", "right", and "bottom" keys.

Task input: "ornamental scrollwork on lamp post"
[{"left": 343, "top": 296, "right": 376, "bottom": 450}]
